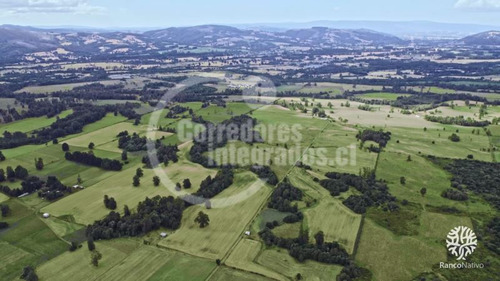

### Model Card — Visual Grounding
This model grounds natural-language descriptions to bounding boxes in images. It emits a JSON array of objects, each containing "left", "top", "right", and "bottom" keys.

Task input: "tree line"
[
  {"left": 87, "top": 195, "right": 184, "bottom": 240},
  {"left": 65, "top": 151, "right": 123, "bottom": 171},
  {"left": 323, "top": 172, "right": 396, "bottom": 214}
]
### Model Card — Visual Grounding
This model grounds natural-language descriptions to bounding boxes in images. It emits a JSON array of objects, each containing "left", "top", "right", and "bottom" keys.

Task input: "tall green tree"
[
  {"left": 153, "top": 176, "right": 160, "bottom": 186},
  {"left": 195, "top": 211, "right": 210, "bottom": 228},
  {"left": 87, "top": 238, "right": 95, "bottom": 251},
  {"left": 35, "top": 158, "right": 44, "bottom": 171},
  {"left": 90, "top": 250, "right": 102, "bottom": 267}
]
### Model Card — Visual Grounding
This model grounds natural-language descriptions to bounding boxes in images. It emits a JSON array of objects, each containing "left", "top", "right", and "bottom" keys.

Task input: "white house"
[
  {"left": 160, "top": 232, "right": 168, "bottom": 238},
  {"left": 244, "top": 231, "right": 251, "bottom": 236},
  {"left": 43, "top": 213, "right": 50, "bottom": 218}
]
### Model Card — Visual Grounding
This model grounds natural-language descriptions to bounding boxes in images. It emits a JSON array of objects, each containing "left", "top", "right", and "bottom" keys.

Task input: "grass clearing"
[
  {"left": 356, "top": 219, "right": 445, "bottom": 281},
  {"left": 16, "top": 80, "right": 121, "bottom": 94},
  {"left": 304, "top": 199, "right": 361, "bottom": 254},
  {"left": 356, "top": 92, "right": 410, "bottom": 101},
  {"left": 256, "top": 248, "right": 343, "bottom": 281},
  {"left": 377, "top": 151, "right": 492, "bottom": 213},
  {"left": 0, "top": 109, "right": 73, "bottom": 135},
  {"left": 0, "top": 193, "right": 9, "bottom": 204},
  {"left": 0, "top": 200, "right": 68, "bottom": 280},
  {"left": 386, "top": 125, "right": 493, "bottom": 162},
  {"left": 226, "top": 239, "right": 288, "bottom": 281},
  {"left": 36, "top": 240, "right": 132, "bottom": 281},
  {"left": 209, "top": 266, "right": 274, "bottom": 281},
  {"left": 160, "top": 171, "right": 272, "bottom": 260},
  {"left": 64, "top": 122, "right": 147, "bottom": 152}
]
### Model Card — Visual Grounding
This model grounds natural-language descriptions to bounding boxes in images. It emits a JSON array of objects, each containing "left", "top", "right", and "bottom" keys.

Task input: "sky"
[{"left": 0, "top": 0, "right": 499, "bottom": 28}]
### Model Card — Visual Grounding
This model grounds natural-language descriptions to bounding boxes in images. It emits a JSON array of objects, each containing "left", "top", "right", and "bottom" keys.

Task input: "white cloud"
[
  {"left": 0, "top": 0, "right": 106, "bottom": 15},
  {"left": 455, "top": 0, "right": 500, "bottom": 10}
]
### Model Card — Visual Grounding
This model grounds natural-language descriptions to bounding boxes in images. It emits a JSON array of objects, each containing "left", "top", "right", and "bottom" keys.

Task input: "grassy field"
[
  {"left": 377, "top": 151, "right": 493, "bottom": 213},
  {"left": 41, "top": 154, "right": 216, "bottom": 225},
  {"left": 64, "top": 122, "right": 148, "bottom": 152},
  {"left": 160, "top": 171, "right": 272, "bottom": 260},
  {"left": 286, "top": 167, "right": 361, "bottom": 253},
  {"left": 226, "top": 239, "right": 288, "bottom": 281},
  {"left": 386, "top": 125, "right": 493, "bottom": 162},
  {"left": 0, "top": 109, "right": 73, "bottom": 135},
  {"left": 356, "top": 92, "right": 410, "bottom": 100},
  {"left": 209, "top": 266, "right": 275, "bottom": 281},
  {"left": 0, "top": 200, "right": 68, "bottom": 280},
  {"left": 0, "top": 193, "right": 9, "bottom": 204},
  {"left": 0, "top": 98, "right": 498, "bottom": 281},
  {"left": 256, "top": 248, "right": 343, "bottom": 281},
  {"left": 36, "top": 238, "right": 216, "bottom": 281},
  {"left": 356, "top": 219, "right": 445, "bottom": 281},
  {"left": 197, "top": 103, "right": 254, "bottom": 123},
  {"left": 304, "top": 199, "right": 361, "bottom": 254},
  {"left": 16, "top": 80, "right": 121, "bottom": 94}
]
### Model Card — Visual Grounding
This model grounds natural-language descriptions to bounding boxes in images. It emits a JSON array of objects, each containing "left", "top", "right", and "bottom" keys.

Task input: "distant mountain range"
[
  {"left": 234, "top": 20, "right": 500, "bottom": 39},
  {"left": 0, "top": 23, "right": 498, "bottom": 60}
]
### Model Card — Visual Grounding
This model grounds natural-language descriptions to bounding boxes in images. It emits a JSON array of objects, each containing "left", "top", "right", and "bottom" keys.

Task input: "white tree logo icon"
[{"left": 446, "top": 226, "right": 477, "bottom": 260}]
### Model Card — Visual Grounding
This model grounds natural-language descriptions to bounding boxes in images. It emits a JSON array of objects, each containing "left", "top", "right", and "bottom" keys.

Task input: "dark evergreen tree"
[
  {"left": 62, "top": 143, "right": 69, "bottom": 152},
  {"left": 87, "top": 238, "right": 95, "bottom": 251},
  {"left": 35, "top": 158, "right": 44, "bottom": 171},
  {"left": 183, "top": 178, "right": 191, "bottom": 189},
  {"left": 195, "top": 211, "right": 210, "bottom": 228},
  {"left": 153, "top": 176, "right": 160, "bottom": 187}
]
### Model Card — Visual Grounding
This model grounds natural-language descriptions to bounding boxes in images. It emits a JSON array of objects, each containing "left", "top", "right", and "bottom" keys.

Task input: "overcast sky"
[{"left": 0, "top": 0, "right": 499, "bottom": 27}]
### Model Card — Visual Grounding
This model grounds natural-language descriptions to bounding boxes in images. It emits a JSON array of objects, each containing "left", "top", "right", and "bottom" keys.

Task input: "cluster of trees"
[
  {"left": 485, "top": 217, "right": 500, "bottom": 255},
  {"left": 389, "top": 93, "right": 487, "bottom": 109},
  {"left": 172, "top": 84, "right": 242, "bottom": 103},
  {"left": 1, "top": 204, "right": 10, "bottom": 217},
  {"left": 0, "top": 203, "right": 10, "bottom": 229},
  {"left": 133, "top": 168, "right": 144, "bottom": 187},
  {"left": 0, "top": 99, "right": 66, "bottom": 124},
  {"left": 319, "top": 178, "right": 349, "bottom": 196},
  {"left": 425, "top": 115, "right": 490, "bottom": 127},
  {"left": 118, "top": 132, "right": 147, "bottom": 151},
  {"left": 357, "top": 104, "right": 373, "bottom": 112},
  {"left": 166, "top": 105, "right": 191, "bottom": 118},
  {"left": 448, "top": 133, "right": 461, "bottom": 142},
  {"left": 103, "top": 195, "right": 117, "bottom": 210},
  {"left": 338, "top": 263, "right": 370, "bottom": 281},
  {"left": 184, "top": 168, "right": 234, "bottom": 205},
  {"left": 20, "top": 265, "right": 39, "bottom": 281},
  {"left": 0, "top": 176, "right": 42, "bottom": 197},
  {"left": 0, "top": 103, "right": 141, "bottom": 149},
  {"left": 142, "top": 141, "right": 179, "bottom": 168},
  {"left": 190, "top": 115, "right": 263, "bottom": 167},
  {"left": 259, "top": 228, "right": 350, "bottom": 265},
  {"left": 38, "top": 176, "right": 72, "bottom": 201},
  {"left": 356, "top": 129, "right": 391, "bottom": 148},
  {"left": 0, "top": 175, "right": 70, "bottom": 201},
  {"left": 323, "top": 172, "right": 396, "bottom": 214},
  {"left": 268, "top": 181, "right": 303, "bottom": 213},
  {"left": 0, "top": 165, "right": 29, "bottom": 182},
  {"left": 143, "top": 81, "right": 175, "bottom": 90},
  {"left": 65, "top": 151, "right": 123, "bottom": 171},
  {"left": 250, "top": 165, "right": 278, "bottom": 186},
  {"left": 87, "top": 195, "right": 184, "bottom": 240},
  {"left": 441, "top": 188, "right": 469, "bottom": 201},
  {"left": 53, "top": 83, "right": 138, "bottom": 101},
  {"left": 434, "top": 158, "right": 500, "bottom": 209}
]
